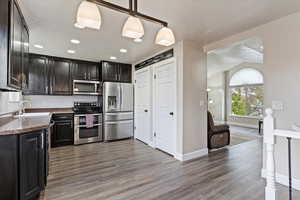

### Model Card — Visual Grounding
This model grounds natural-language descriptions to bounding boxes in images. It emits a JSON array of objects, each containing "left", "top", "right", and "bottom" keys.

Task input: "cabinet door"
[
  {"left": 72, "top": 61, "right": 89, "bottom": 80},
  {"left": 19, "top": 131, "right": 44, "bottom": 200},
  {"left": 21, "top": 24, "right": 29, "bottom": 90},
  {"left": 119, "top": 64, "right": 132, "bottom": 83},
  {"left": 87, "top": 62, "right": 99, "bottom": 81},
  {"left": 25, "top": 54, "right": 48, "bottom": 95},
  {"left": 49, "top": 58, "right": 71, "bottom": 95},
  {"left": 51, "top": 119, "right": 73, "bottom": 147},
  {"left": 102, "top": 61, "right": 119, "bottom": 82},
  {"left": 8, "top": 1, "right": 23, "bottom": 89}
]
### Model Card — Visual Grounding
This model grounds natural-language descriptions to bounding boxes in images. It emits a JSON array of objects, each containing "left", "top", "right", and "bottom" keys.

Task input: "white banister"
[
  {"left": 264, "top": 108, "right": 277, "bottom": 200},
  {"left": 264, "top": 108, "right": 300, "bottom": 200}
]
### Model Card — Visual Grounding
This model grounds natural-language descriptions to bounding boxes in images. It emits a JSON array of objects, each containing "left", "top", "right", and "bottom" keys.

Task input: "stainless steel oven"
[
  {"left": 73, "top": 80, "right": 101, "bottom": 95},
  {"left": 74, "top": 114, "right": 103, "bottom": 145}
]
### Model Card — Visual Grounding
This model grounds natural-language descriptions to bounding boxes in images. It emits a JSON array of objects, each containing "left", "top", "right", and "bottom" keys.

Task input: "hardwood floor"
[{"left": 41, "top": 139, "right": 299, "bottom": 200}]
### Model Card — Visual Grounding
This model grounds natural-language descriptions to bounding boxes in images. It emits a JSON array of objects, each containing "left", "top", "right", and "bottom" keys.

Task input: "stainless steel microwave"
[{"left": 73, "top": 80, "right": 101, "bottom": 95}]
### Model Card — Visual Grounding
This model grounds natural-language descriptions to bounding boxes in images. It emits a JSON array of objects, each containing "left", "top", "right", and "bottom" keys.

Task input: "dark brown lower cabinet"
[
  {"left": 51, "top": 114, "right": 74, "bottom": 147},
  {"left": 19, "top": 131, "right": 45, "bottom": 200},
  {"left": 0, "top": 130, "right": 47, "bottom": 200}
]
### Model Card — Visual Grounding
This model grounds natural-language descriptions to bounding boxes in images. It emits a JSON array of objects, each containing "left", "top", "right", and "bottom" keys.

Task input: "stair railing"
[{"left": 264, "top": 108, "right": 300, "bottom": 200}]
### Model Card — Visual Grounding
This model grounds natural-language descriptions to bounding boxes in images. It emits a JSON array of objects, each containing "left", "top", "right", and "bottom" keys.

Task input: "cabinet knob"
[
  {"left": 169, "top": 112, "right": 174, "bottom": 116},
  {"left": 144, "top": 109, "right": 148, "bottom": 113}
]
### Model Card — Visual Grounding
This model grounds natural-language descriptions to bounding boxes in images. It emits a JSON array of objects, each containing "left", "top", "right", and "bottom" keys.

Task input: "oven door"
[{"left": 74, "top": 114, "right": 103, "bottom": 145}]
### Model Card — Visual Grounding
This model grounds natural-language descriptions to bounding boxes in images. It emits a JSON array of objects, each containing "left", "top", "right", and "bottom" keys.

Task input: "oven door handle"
[{"left": 75, "top": 123, "right": 102, "bottom": 128}]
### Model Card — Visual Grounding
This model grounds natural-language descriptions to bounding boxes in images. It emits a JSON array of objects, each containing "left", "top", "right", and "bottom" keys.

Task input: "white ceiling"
[
  {"left": 207, "top": 38, "right": 263, "bottom": 77},
  {"left": 19, "top": 0, "right": 300, "bottom": 63}
]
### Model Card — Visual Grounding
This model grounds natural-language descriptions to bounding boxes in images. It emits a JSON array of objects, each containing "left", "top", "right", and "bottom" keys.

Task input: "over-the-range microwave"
[{"left": 73, "top": 80, "right": 101, "bottom": 95}]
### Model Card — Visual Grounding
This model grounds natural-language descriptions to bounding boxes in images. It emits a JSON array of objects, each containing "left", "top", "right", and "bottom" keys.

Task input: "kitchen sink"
[{"left": 14, "top": 112, "right": 51, "bottom": 118}]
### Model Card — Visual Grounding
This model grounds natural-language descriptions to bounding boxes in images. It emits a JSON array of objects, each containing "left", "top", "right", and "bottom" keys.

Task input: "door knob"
[
  {"left": 144, "top": 109, "right": 148, "bottom": 113},
  {"left": 169, "top": 112, "right": 174, "bottom": 116}
]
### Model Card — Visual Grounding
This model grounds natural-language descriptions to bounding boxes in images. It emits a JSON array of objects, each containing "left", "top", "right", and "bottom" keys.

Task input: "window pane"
[
  {"left": 230, "top": 68, "right": 263, "bottom": 86},
  {"left": 231, "top": 85, "right": 263, "bottom": 117}
]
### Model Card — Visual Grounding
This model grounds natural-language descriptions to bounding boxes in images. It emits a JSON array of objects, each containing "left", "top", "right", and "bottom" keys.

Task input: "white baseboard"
[
  {"left": 261, "top": 168, "right": 300, "bottom": 191},
  {"left": 175, "top": 148, "right": 208, "bottom": 162}
]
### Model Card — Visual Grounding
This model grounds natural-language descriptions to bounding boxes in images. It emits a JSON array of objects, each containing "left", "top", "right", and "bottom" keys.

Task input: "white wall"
[
  {"left": 23, "top": 95, "right": 98, "bottom": 108},
  {"left": 204, "top": 11, "right": 300, "bottom": 184}
]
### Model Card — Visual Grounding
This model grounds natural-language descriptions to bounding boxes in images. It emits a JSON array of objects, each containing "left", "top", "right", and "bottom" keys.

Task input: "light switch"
[{"left": 272, "top": 101, "right": 284, "bottom": 111}]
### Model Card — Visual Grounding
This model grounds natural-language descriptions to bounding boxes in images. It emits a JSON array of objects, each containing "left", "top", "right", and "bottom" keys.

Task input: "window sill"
[{"left": 229, "top": 115, "right": 262, "bottom": 120}]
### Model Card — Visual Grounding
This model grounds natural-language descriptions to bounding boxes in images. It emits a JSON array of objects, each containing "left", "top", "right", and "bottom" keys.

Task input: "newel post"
[{"left": 264, "top": 108, "right": 277, "bottom": 200}]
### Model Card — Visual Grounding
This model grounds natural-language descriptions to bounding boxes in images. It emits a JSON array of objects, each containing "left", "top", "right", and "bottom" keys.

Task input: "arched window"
[{"left": 229, "top": 68, "right": 264, "bottom": 117}]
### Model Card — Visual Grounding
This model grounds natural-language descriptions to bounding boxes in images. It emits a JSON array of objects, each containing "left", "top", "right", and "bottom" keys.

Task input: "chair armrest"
[{"left": 212, "top": 124, "right": 230, "bottom": 133}]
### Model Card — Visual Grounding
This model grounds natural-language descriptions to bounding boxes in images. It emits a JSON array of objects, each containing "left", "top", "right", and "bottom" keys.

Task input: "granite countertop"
[
  {"left": 0, "top": 115, "right": 52, "bottom": 136},
  {"left": 25, "top": 107, "right": 74, "bottom": 114},
  {"left": 0, "top": 108, "right": 74, "bottom": 136}
]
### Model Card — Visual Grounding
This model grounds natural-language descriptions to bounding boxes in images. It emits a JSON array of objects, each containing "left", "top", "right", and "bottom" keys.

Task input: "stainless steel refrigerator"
[{"left": 103, "top": 82, "right": 134, "bottom": 141}]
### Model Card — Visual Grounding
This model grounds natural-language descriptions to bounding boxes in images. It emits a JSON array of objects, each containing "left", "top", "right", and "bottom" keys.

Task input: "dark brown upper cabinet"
[
  {"left": 23, "top": 54, "right": 49, "bottom": 95},
  {"left": 49, "top": 58, "right": 72, "bottom": 95},
  {"left": 8, "top": 0, "right": 23, "bottom": 89},
  {"left": 101, "top": 61, "right": 132, "bottom": 83},
  {"left": 21, "top": 24, "right": 29, "bottom": 90},
  {"left": 72, "top": 61, "right": 100, "bottom": 81}
]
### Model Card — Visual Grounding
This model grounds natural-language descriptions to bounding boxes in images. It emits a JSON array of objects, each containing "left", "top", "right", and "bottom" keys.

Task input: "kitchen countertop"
[
  {"left": 0, "top": 108, "right": 73, "bottom": 136},
  {"left": 0, "top": 115, "right": 52, "bottom": 136},
  {"left": 25, "top": 107, "right": 74, "bottom": 114}
]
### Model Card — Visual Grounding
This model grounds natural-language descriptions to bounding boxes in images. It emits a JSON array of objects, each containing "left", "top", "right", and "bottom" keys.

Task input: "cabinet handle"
[
  {"left": 41, "top": 133, "right": 44, "bottom": 149},
  {"left": 46, "top": 86, "right": 48, "bottom": 94},
  {"left": 84, "top": 72, "right": 87, "bottom": 80}
]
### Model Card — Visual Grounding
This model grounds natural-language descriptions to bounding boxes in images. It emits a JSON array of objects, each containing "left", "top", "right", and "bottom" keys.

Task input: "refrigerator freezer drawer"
[
  {"left": 104, "top": 120, "right": 133, "bottom": 141},
  {"left": 104, "top": 112, "right": 133, "bottom": 121}
]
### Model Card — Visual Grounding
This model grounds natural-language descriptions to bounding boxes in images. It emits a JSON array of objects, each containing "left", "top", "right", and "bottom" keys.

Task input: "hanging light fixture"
[
  {"left": 122, "top": 16, "right": 144, "bottom": 39},
  {"left": 76, "top": 1, "right": 101, "bottom": 30},
  {"left": 155, "top": 27, "right": 175, "bottom": 46}
]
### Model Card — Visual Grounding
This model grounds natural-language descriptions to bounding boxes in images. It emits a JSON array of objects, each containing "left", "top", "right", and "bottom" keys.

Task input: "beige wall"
[
  {"left": 135, "top": 40, "right": 207, "bottom": 156},
  {"left": 204, "top": 11, "right": 300, "bottom": 181},
  {"left": 182, "top": 41, "right": 207, "bottom": 154}
]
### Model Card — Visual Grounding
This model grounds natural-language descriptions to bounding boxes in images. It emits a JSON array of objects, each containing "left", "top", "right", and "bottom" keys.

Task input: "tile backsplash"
[
  {"left": 23, "top": 95, "right": 98, "bottom": 108},
  {"left": 0, "top": 91, "right": 22, "bottom": 116}
]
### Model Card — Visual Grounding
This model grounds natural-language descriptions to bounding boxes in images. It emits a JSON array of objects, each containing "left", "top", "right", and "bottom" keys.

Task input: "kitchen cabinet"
[
  {"left": 51, "top": 114, "right": 74, "bottom": 147},
  {"left": 119, "top": 64, "right": 132, "bottom": 83},
  {"left": 102, "top": 61, "right": 132, "bottom": 83},
  {"left": 23, "top": 54, "right": 49, "bottom": 95},
  {"left": 72, "top": 61, "right": 100, "bottom": 81},
  {"left": 0, "top": 130, "right": 47, "bottom": 200},
  {"left": 8, "top": 0, "right": 23, "bottom": 89},
  {"left": 19, "top": 131, "right": 45, "bottom": 200},
  {"left": 49, "top": 58, "right": 72, "bottom": 95},
  {"left": 21, "top": 24, "right": 29, "bottom": 90}
]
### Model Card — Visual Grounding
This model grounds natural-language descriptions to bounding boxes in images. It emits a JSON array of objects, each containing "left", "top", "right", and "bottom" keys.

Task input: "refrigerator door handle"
[{"left": 120, "top": 83, "right": 122, "bottom": 111}]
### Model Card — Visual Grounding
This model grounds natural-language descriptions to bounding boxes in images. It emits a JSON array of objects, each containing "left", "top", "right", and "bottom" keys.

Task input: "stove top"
[{"left": 73, "top": 102, "right": 102, "bottom": 115}]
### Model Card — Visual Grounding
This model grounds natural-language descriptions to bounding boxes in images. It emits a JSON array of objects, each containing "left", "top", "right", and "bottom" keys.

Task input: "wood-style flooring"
[{"left": 40, "top": 139, "right": 299, "bottom": 200}]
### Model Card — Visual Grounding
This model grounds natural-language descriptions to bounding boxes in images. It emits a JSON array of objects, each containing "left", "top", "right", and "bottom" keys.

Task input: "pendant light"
[
  {"left": 155, "top": 27, "right": 175, "bottom": 46},
  {"left": 76, "top": 1, "right": 101, "bottom": 30},
  {"left": 122, "top": 16, "right": 144, "bottom": 39}
]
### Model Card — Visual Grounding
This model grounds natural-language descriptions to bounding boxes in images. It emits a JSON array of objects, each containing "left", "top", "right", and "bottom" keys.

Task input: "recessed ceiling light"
[
  {"left": 110, "top": 56, "right": 117, "bottom": 60},
  {"left": 71, "top": 39, "right": 80, "bottom": 44},
  {"left": 120, "top": 48, "right": 127, "bottom": 53},
  {"left": 134, "top": 38, "right": 143, "bottom": 43},
  {"left": 34, "top": 44, "right": 43, "bottom": 49},
  {"left": 67, "top": 50, "right": 76, "bottom": 54},
  {"left": 74, "top": 22, "right": 85, "bottom": 29}
]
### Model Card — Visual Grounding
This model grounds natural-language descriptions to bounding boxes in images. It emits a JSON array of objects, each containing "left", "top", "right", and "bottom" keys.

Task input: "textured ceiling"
[
  {"left": 18, "top": 0, "right": 300, "bottom": 63},
  {"left": 207, "top": 38, "right": 263, "bottom": 77}
]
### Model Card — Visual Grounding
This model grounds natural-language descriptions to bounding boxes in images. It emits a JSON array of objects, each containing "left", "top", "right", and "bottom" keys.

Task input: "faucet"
[{"left": 18, "top": 100, "right": 32, "bottom": 116}]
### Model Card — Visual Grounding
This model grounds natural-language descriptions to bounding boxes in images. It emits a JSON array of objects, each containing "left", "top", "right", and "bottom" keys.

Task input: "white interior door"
[
  {"left": 154, "top": 59, "right": 176, "bottom": 156},
  {"left": 134, "top": 67, "right": 152, "bottom": 144}
]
